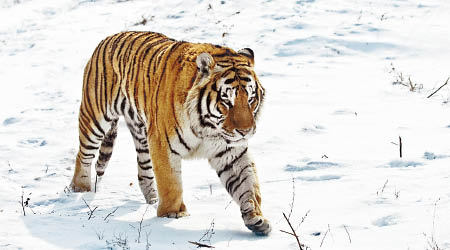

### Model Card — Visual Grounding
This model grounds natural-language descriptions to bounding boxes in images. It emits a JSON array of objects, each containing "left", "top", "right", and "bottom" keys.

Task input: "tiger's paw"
[
  {"left": 244, "top": 216, "right": 271, "bottom": 236},
  {"left": 163, "top": 211, "right": 190, "bottom": 219},
  {"left": 143, "top": 189, "right": 158, "bottom": 205},
  {"left": 241, "top": 199, "right": 271, "bottom": 236},
  {"left": 70, "top": 180, "right": 91, "bottom": 192},
  {"left": 145, "top": 196, "right": 158, "bottom": 205},
  {"left": 157, "top": 202, "right": 188, "bottom": 218}
]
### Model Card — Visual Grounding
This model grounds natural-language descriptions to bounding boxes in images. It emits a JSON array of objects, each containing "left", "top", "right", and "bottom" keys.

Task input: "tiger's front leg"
[
  {"left": 149, "top": 135, "right": 189, "bottom": 218},
  {"left": 209, "top": 146, "right": 271, "bottom": 235}
]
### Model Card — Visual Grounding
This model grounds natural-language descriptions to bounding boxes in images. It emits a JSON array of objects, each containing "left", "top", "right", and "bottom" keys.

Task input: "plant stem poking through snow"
[
  {"left": 425, "top": 198, "right": 443, "bottom": 250},
  {"left": 188, "top": 241, "right": 215, "bottom": 248},
  {"left": 320, "top": 224, "right": 331, "bottom": 247},
  {"left": 94, "top": 174, "right": 98, "bottom": 193},
  {"left": 280, "top": 212, "right": 305, "bottom": 250},
  {"left": 189, "top": 219, "right": 215, "bottom": 248},
  {"left": 295, "top": 209, "right": 311, "bottom": 231},
  {"left": 389, "top": 63, "right": 423, "bottom": 92},
  {"left": 377, "top": 179, "right": 389, "bottom": 197},
  {"left": 136, "top": 205, "right": 149, "bottom": 243},
  {"left": 427, "top": 77, "right": 450, "bottom": 99},
  {"left": 81, "top": 197, "right": 98, "bottom": 220},
  {"left": 104, "top": 207, "right": 119, "bottom": 221},
  {"left": 343, "top": 225, "right": 351, "bottom": 243},
  {"left": 21, "top": 190, "right": 26, "bottom": 216},
  {"left": 288, "top": 177, "right": 295, "bottom": 220},
  {"left": 399, "top": 136, "right": 403, "bottom": 158}
]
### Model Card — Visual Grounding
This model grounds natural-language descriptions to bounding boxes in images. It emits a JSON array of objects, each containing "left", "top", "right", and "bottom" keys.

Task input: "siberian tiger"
[{"left": 70, "top": 31, "right": 270, "bottom": 235}]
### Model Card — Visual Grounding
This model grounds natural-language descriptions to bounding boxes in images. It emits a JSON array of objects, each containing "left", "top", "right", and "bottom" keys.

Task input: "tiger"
[{"left": 70, "top": 31, "right": 271, "bottom": 235}]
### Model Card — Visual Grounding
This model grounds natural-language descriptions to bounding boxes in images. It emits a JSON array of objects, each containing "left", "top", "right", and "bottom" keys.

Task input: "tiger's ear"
[
  {"left": 196, "top": 52, "right": 214, "bottom": 76},
  {"left": 238, "top": 48, "right": 254, "bottom": 66}
]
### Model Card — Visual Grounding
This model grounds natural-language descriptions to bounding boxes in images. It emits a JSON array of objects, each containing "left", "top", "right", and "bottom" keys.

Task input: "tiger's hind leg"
[
  {"left": 70, "top": 112, "right": 113, "bottom": 192},
  {"left": 93, "top": 119, "right": 119, "bottom": 192},
  {"left": 123, "top": 105, "right": 158, "bottom": 204}
]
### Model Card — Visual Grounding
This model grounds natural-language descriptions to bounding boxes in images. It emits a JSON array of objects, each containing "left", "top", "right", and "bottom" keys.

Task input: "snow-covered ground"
[{"left": 1, "top": 0, "right": 449, "bottom": 249}]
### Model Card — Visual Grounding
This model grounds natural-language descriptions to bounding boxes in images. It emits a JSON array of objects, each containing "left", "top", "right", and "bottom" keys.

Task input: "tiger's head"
[{"left": 187, "top": 47, "right": 265, "bottom": 144}]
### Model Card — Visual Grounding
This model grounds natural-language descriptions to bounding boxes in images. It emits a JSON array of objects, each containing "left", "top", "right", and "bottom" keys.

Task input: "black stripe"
[
  {"left": 136, "top": 148, "right": 148, "bottom": 154},
  {"left": 232, "top": 175, "right": 249, "bottom": 194},
  {"left": 165, "top": 134, "right": 180, "bottom": 156},
  {"left": 239, "top": 190, "right": 251, "bottom": 201},
  {"left": 80, "top": 140, "right": 99, "bottom": 150},
  {"left": 253, "top": 218, "right": 263, "bottom": 226},
  {"left": 215, "top": 147, "right": 232, "bottom": 158},
  {"left": 224, "top": 78, "right": 235, "bottom": 84},
  {"left": 79, "top": 151, "right": 95, "bottom": 159},
  {"left": 138, "top": 159, "right": 151, "bottom": 165},
  {"left": 146, "top": 38, "right": 172, "bottom": 80},
  {"left": 92, "top": 117, "right": 106, "bottom": 137},
  {"left": 138, "top": 175, "right": 154, "bottom": 181},
  {"left": 102, "top": 139, "right": 115, "bottom": 148},
  {"left": 153, "top": 42, "right": 180, "bottom": 123},
  {"left": 78, "top": 118, "right": 100, "bottom": 144},
  {"left": 226, "top": 164, "right": 251, "bottom": 195},
  {"left": 175, "top": 128, "right": 191, "bottom": 151},
  {"left": 101, "top": 36, "right": 114, "bottom": 117},
  {"left": 217, "top": 148, "right": 248, "bottom": 177},
  {"left": 200, "top": 119, "right": 216, "bottom": 128},
  {"left": 206, "top": 92, "right": 212, "bottom": 114},
  {"left": 128, "top": 106, "right": 134, "bottom": 119},
  {"left": 213, "top": 49, "right": 234, "bottom": 58},
  {"left": 226, "top": 176, "right": 240, "bottom": 194},
  {"left": 139, "top": 165, "right": 153, "bottom": 170},
  {"left": 197, "top": 86, "right": 207, "bottom": 115},
  {"left": 93, "top": 39, "right": 106, "bottom": 115},
  {"left": 98, "top": 152, "right": 112, "bottom": 162},
  {"left": 120, "top": 97, "right": 127, "bottom": 114}
]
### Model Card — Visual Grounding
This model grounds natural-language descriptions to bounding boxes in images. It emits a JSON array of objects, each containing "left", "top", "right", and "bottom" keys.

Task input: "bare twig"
[
  {"left": 145, "top": 231, "right": 151, "bottom": 250},
  {"left": 81, "top": 197, "right": 98, "bottom": 220},
  {"left": 288, "top": 177, "right": 295, "bottom": 219},
  {"left": 381, "top": 179, "right": 388, "bottom": 196},
  {"left": 281, "top": 212, "right": 304, "bottom": 250},
  {"left": 280, "top": 230, "right": 296, "bottom": 236},
  {"left": 399, "top": 136, "right": 403, "bottom": 158},
  {"left": 188, "top": 241, "right": 215, "bottom": 248},
  {"left": 21, "top": 190, "right": 26, "bottom": 216},
  {"left": 394, "top": 189, "right": 400, "bottom": 199},
  {"left": 432, "top": 198, "right": 441, "bottom": 242},
  {"left": 94, "top": 229, "right": 105, "bottom": 240},
  {"left": 390, "top": 63, "right": 423, "bottom": 92},
  {"left": 94, "top": 174, "right": 98, "bottom": 193},
  {"left": 104, "top": 207, "right": 119, "bottom": 221},
  {"left": 427, "top": 77, "right": 450, "bottom": 98},
  {"left": 64, "top": 186, "right": 72, "bottom": 194},
  {"left": 137, "top": 205, "right": 150, "bottom": 243},
  {"left": 343, "top": 225, "right": 351, "bottom": 243},
  {"left": 224, "top": 199, "right": 233, "bottom": 210},
  {"left": 199, "top": 219, "right": 215, "bottom": 245},
  {"left": 320, "top": 224, "right": 331, "bottom": 247},
  {"left": 295, "top": 209, "right": 311, "bottom": 230}
]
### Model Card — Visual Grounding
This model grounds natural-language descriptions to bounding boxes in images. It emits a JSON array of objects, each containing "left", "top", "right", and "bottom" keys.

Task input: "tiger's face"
[{"left": 189, "top": 48, "right": 265, "bottom": 144}]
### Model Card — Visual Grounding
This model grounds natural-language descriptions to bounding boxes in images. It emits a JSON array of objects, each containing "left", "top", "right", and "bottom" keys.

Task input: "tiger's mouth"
[{"left": 220, "top": 128, "right": 255, "bottom": 143}]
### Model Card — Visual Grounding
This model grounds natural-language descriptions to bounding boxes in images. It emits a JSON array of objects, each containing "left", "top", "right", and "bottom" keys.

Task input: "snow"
[{"left": 1, "top": 0, "right": 450, "bottom": 249}]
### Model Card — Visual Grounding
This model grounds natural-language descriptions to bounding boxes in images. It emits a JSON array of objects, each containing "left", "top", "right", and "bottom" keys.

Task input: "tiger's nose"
[{"left": 236, "top": 128, "right": 252, "bottom": 136}]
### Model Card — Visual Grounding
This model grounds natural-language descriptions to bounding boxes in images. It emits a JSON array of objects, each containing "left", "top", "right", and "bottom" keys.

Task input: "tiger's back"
[{"left": 71, "top": 31, "right": 271, "bottom": 235}]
